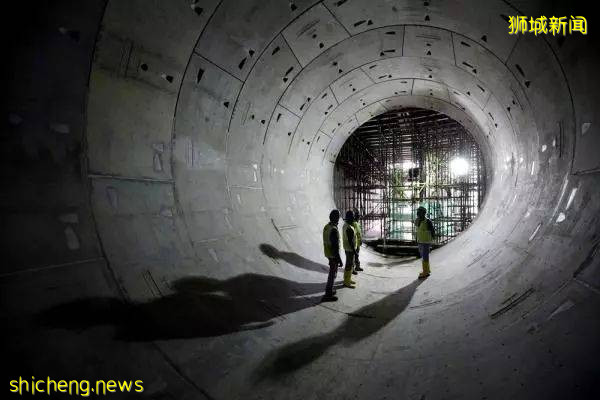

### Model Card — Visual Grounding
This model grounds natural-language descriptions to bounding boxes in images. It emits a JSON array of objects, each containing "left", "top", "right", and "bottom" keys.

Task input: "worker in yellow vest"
[
  {"left": 342, "top": 210, "right": 358, "bottom": 288},
  {"left": 351, "top": 208, "right": 364, "bottom": 273},
  {"left": 322, "top": 209, "right": 343, "bottom": 301},
  {"left": 415, "top": 206, "right": 435, "bottom": 279}
]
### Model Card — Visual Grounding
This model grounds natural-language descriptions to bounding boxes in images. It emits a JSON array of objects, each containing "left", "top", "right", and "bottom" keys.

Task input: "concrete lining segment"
[
  {"left": 5, "top": 0, "right": 600, "bottom": 399},
  {"left": 266, "top": 23, "right": 537, "bottom": 176}
]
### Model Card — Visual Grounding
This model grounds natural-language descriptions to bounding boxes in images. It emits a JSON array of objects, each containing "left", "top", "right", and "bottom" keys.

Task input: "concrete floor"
[{"left": 3, "top": 1, "right": 600, "bottom": 399}]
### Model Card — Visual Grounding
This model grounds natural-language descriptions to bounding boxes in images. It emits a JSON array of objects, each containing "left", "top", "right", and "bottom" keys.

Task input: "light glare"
[
  {"left": 392, "top": 161, "right": 416, "bottom": 170},
  {"left": 450, "top": 157, "right": 469, "bottom": 176}
]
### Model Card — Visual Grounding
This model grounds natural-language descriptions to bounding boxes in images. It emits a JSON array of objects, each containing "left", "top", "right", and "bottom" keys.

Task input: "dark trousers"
[
  {"left": 354, "top": 247, "right": 360, "bottom": 267},
  {"left": 325, "top": 258, "right": 338, "bottom": 295},
  {"left": 418, "top": 243, "right": 431, "bottom": 262}
]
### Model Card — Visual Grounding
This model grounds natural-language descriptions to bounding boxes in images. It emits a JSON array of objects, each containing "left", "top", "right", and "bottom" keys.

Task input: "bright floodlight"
[
  {"left": 450, "top": 157, "right": 469, "bottom": 176},
  {"left": 402, "top": 161, "right": 416, "bottom": 170},
  {"left": 392, "top": 161, "right": 416, "bottom": 170}
]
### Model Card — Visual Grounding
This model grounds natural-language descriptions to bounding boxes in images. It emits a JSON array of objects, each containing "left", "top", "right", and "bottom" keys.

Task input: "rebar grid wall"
[{"left": 334, "top": 107, "right": 486, "bottom": 246}]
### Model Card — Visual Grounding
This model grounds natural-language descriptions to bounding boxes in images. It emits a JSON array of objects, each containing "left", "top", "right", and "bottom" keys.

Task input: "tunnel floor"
[{"left": 6, "top": 243, "right": 598, "bottom": 400}]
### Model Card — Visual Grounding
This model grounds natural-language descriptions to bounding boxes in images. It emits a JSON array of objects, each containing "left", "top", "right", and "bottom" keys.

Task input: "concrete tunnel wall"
[{"left": 3, "top": 1, "right": 600, "bottom": 399}]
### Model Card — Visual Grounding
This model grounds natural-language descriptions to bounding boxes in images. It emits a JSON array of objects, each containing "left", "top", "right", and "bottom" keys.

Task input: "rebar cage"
[{"left": 334, "top": 107, "right": 487, "bottom": 247}]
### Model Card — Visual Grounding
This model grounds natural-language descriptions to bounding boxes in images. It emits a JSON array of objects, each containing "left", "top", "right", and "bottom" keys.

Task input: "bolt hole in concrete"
[{"left": 334, "top": 107, "right": 486, "bottom": 256}]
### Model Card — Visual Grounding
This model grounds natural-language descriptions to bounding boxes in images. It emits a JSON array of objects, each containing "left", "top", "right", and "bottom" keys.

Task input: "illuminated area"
[
  {"left": 450, "top": 157, "right": 469, "bottom": 176},
  {"left": 334, "top": 108, "right": 486, "bottom": 247}
]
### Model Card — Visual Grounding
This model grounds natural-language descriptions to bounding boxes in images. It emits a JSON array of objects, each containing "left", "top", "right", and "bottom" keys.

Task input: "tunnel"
[
  {"left": 333, "top": 107, "right": 488, "bottom": 249},
  {"left": 4, "top": 1, "right": 600, "bottom": 399}
]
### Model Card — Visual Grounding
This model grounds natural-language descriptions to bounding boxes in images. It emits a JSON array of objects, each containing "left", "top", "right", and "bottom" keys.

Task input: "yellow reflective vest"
[
  {"left": 416, "top": 218, "right": 433, "bottom": 244},
  {"left": 352, "top": 221, "right": 362, "bottom": 246},
  {"left": 322, "top": 223, "right": 339, "bottom": 258},
  {"left": 342, "top": 222, "right": 357, "bottom": 251}
]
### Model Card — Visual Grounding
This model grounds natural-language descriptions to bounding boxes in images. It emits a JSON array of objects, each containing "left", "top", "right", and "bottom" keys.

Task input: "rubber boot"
[
  {"left": 354, "top": 258, "right": 363, "bottom": 272},
  {"left": 424, "top": 260, "right": 431, "bottom": 275},
  {"left": 418, "top": 260, "right": 431, "bottom": 279},
  {"left": 343, "top": 270, "right": 356, "bottom": 288},
  {"left": 322, "top": 293, "right": 338, "bottom": 302}
]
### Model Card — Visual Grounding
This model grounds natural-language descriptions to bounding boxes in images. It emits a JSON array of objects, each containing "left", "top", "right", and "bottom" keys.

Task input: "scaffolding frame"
[{"left": 334, "top": 107, "right": 486, "bottom": 247}]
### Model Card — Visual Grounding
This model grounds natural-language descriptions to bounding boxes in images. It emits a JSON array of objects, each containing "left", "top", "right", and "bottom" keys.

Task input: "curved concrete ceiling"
[{"left": 4, "top": 1, "right": 600, "bottom": 399}]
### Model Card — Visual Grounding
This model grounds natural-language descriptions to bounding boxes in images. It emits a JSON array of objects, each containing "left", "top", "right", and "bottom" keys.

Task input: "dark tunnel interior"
[{"left": 3, "top": 1, "right": 600, "bottom": 399}]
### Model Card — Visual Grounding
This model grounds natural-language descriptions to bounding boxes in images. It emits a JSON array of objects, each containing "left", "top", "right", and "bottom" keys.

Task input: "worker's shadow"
[
  {"left": 36, "top": 274, "right": 326, "bottom": 341},
  {"left": 259, "top": 243, "right": 330, "bottom": 273},
  {"left": 253, "top": 279, "right": 423, "bottom": 381},
  {"left": 367, "top": 258, "right": 418, "bottom": 268}
]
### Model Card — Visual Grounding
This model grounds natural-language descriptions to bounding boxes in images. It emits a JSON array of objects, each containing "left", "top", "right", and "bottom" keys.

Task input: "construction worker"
[
  {"left": 342, "top": 210, "right": 358, "bottom": 288},
  {"left": 415, "top": 206, "right": 435, "bottom": 279},
  {"left": 352, "top": 208, "right": 364, "bottom": 273},
  {"left": 322, "top": 210, "right": 343, "bottom": 301}
]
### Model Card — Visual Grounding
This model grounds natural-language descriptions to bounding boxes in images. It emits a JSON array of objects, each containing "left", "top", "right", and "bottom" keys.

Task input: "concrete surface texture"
[{"left": 3, "top": 0, "right": 599, "bottom": 399}]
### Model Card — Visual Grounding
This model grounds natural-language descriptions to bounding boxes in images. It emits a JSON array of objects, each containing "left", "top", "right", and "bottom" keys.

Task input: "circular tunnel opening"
[
  {"left": 5, "top": 1, "right": 600, "bottom": 399},
  {"left": 334, "top": 107, "right": 487, "bottom": 256}
]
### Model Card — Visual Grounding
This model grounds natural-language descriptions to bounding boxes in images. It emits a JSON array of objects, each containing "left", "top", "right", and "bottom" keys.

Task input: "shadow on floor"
[
  {"left": 254, "top": 279, "right": 423, "bottom": 381},
  {"left": 260, "top": 243, "right": 330, "bottom": 274},
  {"left": 37, "top": 273, "right": 330, "bottom": 341},
  {"left": 367, "top": 257, "right": 418, "bottom": 268}
]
